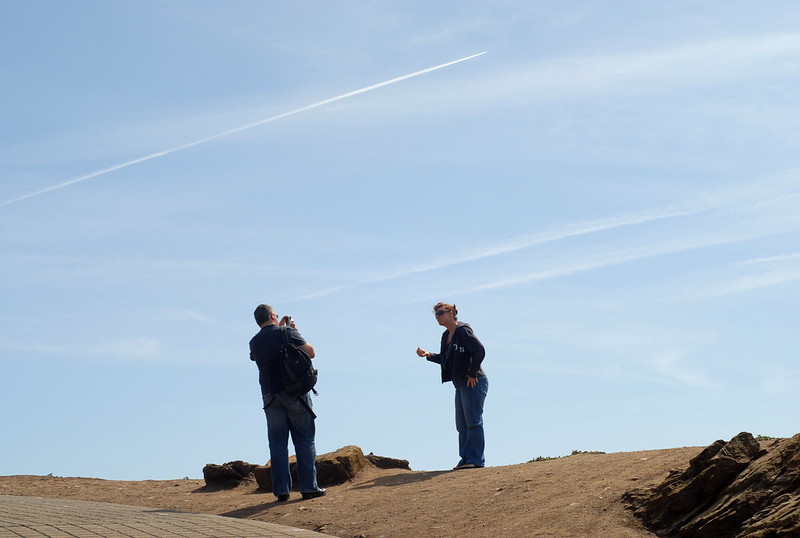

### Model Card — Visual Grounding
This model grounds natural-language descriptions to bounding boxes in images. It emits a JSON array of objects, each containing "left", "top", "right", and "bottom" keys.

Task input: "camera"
[{"left": 284, "top": 316, "right": 293, "bottom": 327}]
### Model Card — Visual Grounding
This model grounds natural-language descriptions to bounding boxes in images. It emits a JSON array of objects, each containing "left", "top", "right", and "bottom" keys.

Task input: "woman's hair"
[{"left": 433, "top": 301, "right": 458, "bottom": 320}]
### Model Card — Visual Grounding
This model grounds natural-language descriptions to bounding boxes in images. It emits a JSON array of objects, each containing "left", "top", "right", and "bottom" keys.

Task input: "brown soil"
[{"left": 0, "top": 446, "right": 702, "bottom": 537}]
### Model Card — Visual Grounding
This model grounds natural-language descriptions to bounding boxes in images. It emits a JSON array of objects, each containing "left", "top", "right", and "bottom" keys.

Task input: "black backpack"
[{"left": 279, "top": 326, "right": 318, "bottom": 399}]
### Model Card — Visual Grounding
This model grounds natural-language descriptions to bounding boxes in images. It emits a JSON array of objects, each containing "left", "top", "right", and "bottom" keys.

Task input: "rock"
[
  {"left": 625, "top": 432, "right": 800, "bottom": 537},
  {"left": 254, "top": 445, "right": 368, "bottom": 491},
  {"left": 317, "top": 445, "right": 367, "bottom": 486},
  {"left": 252, "top": 465, "right": 272, "bottom": 490},
  {"left": 366, "top": 452, "right": 411, "bottom": 470},
  {"left": 202, "top": 460, "right": 258, "bottom": 486}
]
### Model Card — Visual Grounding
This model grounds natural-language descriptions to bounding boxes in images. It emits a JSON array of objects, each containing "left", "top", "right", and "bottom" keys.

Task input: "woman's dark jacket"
[{"left": 427, "top": 322, "right": 486, "bottom": 384}]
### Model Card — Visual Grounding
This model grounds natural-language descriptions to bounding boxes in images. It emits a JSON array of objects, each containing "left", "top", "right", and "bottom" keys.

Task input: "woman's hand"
[
  {"left": 466, "top": 376, "right": 478, "bottom": 388},
  {"left": 416, "top": 347, "right": 430, "bottom": 358}
]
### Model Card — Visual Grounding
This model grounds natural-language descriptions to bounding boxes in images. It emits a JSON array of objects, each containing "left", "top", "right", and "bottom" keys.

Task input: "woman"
[{"left": 416, "top": 302, "right": 489, "bottom": 469}]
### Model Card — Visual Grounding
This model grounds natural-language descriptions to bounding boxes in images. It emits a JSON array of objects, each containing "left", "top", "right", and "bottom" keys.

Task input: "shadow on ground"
[
  {"left": 349, "top": 470, "right": 450, "bottom": 490},
  {"left": 192, "top": 480, "right": 260, "bottom": 494}
]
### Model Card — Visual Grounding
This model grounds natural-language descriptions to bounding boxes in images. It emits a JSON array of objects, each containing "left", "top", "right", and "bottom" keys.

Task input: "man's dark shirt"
[{"left": 249, "top": 325, "right": 307, "bottom": 394}]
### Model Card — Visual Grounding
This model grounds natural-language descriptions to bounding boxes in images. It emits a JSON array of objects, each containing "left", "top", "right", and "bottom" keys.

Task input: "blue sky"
[{"left": 2, "top": 1, "right": 800, "bottom": 480}]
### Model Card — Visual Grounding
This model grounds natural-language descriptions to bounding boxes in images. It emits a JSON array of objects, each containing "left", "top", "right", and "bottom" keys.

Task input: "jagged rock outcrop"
[
  {"left": 624, "top": 432, "right": 800, "bottom": 537},
  {"left": 202, "top": 460, "right": 259, "bottom": 486}
]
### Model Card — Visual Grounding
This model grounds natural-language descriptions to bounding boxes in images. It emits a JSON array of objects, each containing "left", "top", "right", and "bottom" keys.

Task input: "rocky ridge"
[{"left": 624, "top": 432, "right": 800, "bottom": 537}]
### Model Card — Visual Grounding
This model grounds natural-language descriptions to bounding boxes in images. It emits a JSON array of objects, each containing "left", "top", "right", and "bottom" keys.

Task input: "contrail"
[
  {"left": 1, "top": 52, "right": 487, "bottom": 208},
  {"left": 287, "top": 205, "right": 702, "bottom": 302}
]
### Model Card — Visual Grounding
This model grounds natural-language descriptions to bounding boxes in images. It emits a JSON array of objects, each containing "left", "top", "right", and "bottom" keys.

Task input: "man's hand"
[
  {"left": 466, "top": 376, "right": 478, "bottom": 388},
  {"left": 416, "top": 347, "right": 430, "bottom": 358}
]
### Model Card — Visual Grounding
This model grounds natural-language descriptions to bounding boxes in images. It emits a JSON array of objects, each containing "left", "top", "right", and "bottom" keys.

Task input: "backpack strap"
[
  {"left": 279, "top": 324, "right": 290, "bottom": 346},
  {"left": 298, "top": 396, "right": 317, "bottom": 419},
  {"left": 279, "top": 326, "right": 318, "bottom": 419}
]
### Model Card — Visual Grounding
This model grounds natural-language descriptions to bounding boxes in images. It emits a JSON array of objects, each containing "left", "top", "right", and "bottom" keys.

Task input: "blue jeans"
[
  {"left": 263, "top": 391, "right": 318, "bottom": 496},
  {"left": 454, "top": 374, "right": 488, "bottom": 467}
]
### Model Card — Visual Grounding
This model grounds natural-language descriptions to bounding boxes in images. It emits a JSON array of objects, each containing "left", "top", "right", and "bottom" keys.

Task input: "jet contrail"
[{"left": 1, "top": 52, "right": 487, "bottom": 208}]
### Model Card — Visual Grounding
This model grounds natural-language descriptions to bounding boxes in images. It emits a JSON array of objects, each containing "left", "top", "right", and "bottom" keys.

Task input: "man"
[{"left": 249, "top": 304, "right": 326, "bottom": 501}]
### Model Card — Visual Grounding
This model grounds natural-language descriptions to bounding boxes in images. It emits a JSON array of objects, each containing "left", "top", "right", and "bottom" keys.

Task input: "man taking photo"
[{"left": 249, "top": 304, "right": 326, "bottom": 502}]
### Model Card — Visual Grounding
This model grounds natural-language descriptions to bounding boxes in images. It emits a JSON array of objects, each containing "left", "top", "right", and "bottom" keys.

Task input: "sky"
[{"left": 2, "top": 1, "right": 800, "bottom": 481}]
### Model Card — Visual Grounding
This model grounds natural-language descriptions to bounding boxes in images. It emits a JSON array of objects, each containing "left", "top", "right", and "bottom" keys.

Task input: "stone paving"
[{"left": 0, "top": 495, "right": 330, "bottom": 538}]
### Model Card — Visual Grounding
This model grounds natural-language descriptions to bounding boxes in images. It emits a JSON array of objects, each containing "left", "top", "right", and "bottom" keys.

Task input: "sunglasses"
[{"left": 434, "top": 310, "right": 449, "bottom": 316}]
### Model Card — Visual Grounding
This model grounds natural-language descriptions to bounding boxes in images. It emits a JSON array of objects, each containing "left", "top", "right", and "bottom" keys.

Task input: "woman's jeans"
[
  {"left": 454, "top": 374, "right": 489, "bottom": 467},
  {"left": 263, "top": 391, "right": 318, "bottom": 496}
]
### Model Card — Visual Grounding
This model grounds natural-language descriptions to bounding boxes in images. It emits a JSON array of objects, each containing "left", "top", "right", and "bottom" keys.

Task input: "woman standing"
[{"left": 417, "top": 302, "right": 489, "bottom": 469}]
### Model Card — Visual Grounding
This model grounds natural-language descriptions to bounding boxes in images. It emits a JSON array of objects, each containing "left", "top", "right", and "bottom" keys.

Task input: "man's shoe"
[
  {"left": 301, "top": 488, "right": 327, "bottom": 500},
  {"left": 276, "top": 494, "right": 290, "bottom": 502}
]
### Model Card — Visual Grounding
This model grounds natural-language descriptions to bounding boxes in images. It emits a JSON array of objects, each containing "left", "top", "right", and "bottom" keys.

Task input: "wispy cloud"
[
  {"left": 357, "top": 33, "right": 800, "bottom": 122},
  {"left": 293, "top": 169, "right": 800, "bottom": 302},
  {"left": 758, "top": 367, "right": 800, "bottom": 395},
  {"left": 485, "top": 33, "right": 800, "bottom": 98},
  {"left": 446, "top": 228, "right": 764, "bottom": 296},
  {"left": 288, "top": 205, "right": 701, "bottom": 302},
  {"left": 648, "top": 350, "right": 720, "bottom": 389},
  {"left": 742, "top": 253, "right": 800, "bottom": 265},
  {"left": 6, "top": 33, "right": 797, "bottom": 210},
  {"left": 702, "top": 255, "right": 800, "bottom": 297}
]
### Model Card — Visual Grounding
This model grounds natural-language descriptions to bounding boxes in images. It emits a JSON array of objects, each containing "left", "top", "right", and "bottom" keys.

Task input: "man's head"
[{"left": 254, "top": 304, "right": 275, "bottom": 326}]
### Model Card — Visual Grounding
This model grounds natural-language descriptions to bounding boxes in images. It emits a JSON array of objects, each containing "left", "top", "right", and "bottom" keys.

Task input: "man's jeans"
[
  {"left": 263, "top": 391, "right": 318, "bottom": 496},
  {"left": 454, "top": 374, "right": 489, "bottom": 467}
]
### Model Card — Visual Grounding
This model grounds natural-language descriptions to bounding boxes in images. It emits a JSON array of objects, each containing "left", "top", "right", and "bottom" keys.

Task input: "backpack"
[{"left": 279, "top": 326, "right": 318, "bottom": 399}]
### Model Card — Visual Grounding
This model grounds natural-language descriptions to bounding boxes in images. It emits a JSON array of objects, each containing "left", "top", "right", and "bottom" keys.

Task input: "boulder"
[
  {"left": 202, "top": 460, "right": 258, "bottom": 486},
  {"left": 625, "top": 432, "right": 800, "bottom": 537},
  {"left": 317, "top": 445, "right": 368, "bottom": 485},
  {"left": 254, "top": 445, "right": 368, "bottom": 491}
]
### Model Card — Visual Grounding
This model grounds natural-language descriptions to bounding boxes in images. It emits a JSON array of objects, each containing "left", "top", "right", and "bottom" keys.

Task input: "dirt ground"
[{"left": 0, "top": 446, "right": 702, "bottom": 538}]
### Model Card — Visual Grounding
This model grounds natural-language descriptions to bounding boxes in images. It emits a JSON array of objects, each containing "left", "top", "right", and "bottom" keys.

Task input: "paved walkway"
[{"left": 0, "top": 495, "right": 330, "bottom": 537}]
